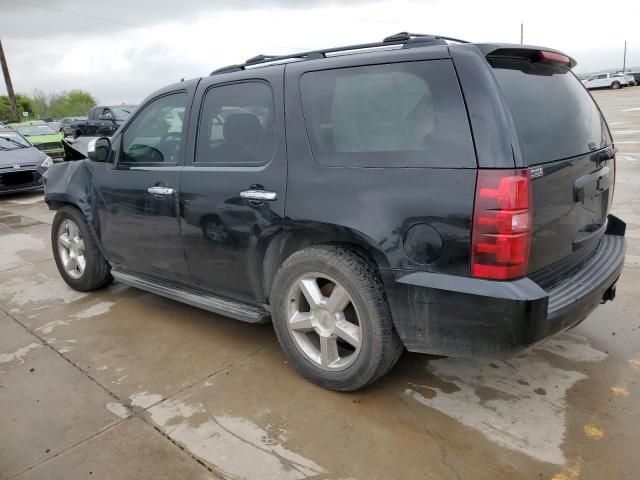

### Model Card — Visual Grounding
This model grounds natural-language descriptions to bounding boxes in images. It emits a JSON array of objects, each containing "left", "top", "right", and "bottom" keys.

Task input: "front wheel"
[
  {"left": 611, "top": 81, "right": 621, "bottom": 89},
  {"left": 271, "top": 245, "right": 403, "bottom": 391},
  {"left": 51, "top": 206, "right": 112, "bottom": 291}
]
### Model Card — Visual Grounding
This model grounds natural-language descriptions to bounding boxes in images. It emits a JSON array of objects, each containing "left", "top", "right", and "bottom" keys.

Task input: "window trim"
[
  {"left": 118, "top": 90, "right": 188, "bottom": 168},
  {"left": 193, "top": 79, "right": 276, "bottom": 168}
]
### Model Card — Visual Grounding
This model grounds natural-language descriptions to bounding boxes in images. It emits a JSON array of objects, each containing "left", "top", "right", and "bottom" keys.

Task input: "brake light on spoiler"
[
  {"left": 471, "top": 169, "right": 533, "bottom": 280},
  {"left": 538, "top": 50, "right": 571, "bottom": 65}
]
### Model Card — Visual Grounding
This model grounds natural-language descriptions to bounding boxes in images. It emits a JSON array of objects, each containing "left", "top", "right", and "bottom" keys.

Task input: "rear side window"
[
  {"left": 195, "top": 82, "right": 275, "bottom": 166},
  {"left": 489, "top": 57, "right": 611, "bottom": 165},
  {"left": 300, "top": 60, "right": 476, "bottom": 168}
]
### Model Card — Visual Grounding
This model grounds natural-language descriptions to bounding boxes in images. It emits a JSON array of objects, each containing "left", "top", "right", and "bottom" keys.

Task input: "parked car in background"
[
  {"left": 7, "top": 121, "right": 64, "bottom": 159},
  {"left": 582, "top": 72, "right": 630, "bottom": 89},
  {"left": 0, "top": 128, "right": 53, "bottom": 194},
  {"left": 60, "top": 116, "right": 87, "bottom": 136},
  {"left": 627, "top": 72, "right": 640, "bottom": 85},
  {"left": 70, "top": 105, "right": 136, "bottom": 138},
  {"left": 45, "top": 33, "right": 625, "bottom": 391},
  {"left": 622, "top": 73, "right": 636, "bottom": 86}
]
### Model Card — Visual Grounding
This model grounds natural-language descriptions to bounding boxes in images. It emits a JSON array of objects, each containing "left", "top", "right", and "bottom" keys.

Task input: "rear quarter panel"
[{"left": 283, "top": 50, "right": 477, "bottom": 277}]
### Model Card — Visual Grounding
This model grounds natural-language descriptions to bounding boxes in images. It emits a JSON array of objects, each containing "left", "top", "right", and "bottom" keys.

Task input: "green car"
[{"left": 7, "top": 121, "right": 64, "bottom": 159}]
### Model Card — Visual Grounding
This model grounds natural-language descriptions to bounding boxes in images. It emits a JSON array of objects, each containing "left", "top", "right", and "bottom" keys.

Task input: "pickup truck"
[{"left": 70, "top": 105, "right": 136, "bottom": 138}]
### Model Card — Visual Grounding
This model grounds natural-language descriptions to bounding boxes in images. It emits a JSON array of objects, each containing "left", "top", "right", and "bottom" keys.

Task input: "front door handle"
[
  {"left": 147, "top": 186, "right": 174, "bottom": 196},
  {"left": 240, "top": 189, "right": 277, "bottom": 201}
]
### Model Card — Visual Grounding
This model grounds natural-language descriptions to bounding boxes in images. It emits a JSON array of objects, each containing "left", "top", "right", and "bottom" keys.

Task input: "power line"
[
  {"left": 0, "top": 0, "right": 157, "bottom": 30},
  {"left": 0, "top": 0, "right": 403, "bottom": 58},
  {"left": 202, "top": 0, "right": 402, "bottom": 26}
]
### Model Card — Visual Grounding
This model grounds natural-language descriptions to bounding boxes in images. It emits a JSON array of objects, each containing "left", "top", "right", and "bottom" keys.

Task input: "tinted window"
[
  {"left": 196, "top": 82, "right": 275, "bottom": 166},
  {"left": 489, "top": 58, "right": 610, "bottom": 165},
  {"left": 300, "top": 60, "right": 475, "bottom": 168},
  {"left": 121, "top": 92, "right": 186, "bottom": 165}
]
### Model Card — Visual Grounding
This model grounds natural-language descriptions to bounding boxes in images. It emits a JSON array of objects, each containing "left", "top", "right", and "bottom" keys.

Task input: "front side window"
[
  {"left": 121, "top": 93, "right": 187, "bottom": 165},
  {"left": 195, "top": 82, "right": 275, "bottom": 165},
  {"left": 300, "top": 60, "right": 476, "bottom": 168}
]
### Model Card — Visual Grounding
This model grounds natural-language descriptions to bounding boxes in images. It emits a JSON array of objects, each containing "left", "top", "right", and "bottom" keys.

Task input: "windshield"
[
  {"left": 489, "top": 57, "right": 610, "bottom": 165},
  {"left": 13, "top": 124, "right": 57, "bottom": 136},
  {"left": 0, "top": 131, "right": 30, "bottom": 149},
  {"left": 110, "top": 106, "right": 136, "bottom": 120}
]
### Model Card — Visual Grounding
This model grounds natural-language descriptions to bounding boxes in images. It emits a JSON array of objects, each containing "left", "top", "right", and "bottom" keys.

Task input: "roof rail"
[{"left": 209, "top": 32, "right": 470, "bottom": 75}]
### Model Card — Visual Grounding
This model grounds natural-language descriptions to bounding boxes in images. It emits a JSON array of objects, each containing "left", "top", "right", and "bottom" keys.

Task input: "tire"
[
  {"left": 611, "top": 81, "right": 621, "bottom": 89},
  {"left": 51, "top": 206, "right": 112, "bottom": 291},
  {"left": 270, "top": 245, "right": 403, "bottom": 391}
]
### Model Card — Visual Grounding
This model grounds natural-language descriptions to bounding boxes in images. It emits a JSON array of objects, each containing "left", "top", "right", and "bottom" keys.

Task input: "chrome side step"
[{"left": 111, "top": 270, "right": 270, "bottom": 324}]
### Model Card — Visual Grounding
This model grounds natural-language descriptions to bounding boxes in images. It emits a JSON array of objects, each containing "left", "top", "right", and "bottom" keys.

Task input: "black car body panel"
[{"left": 44, "top": 38, "right": 626, "bottom": 358}]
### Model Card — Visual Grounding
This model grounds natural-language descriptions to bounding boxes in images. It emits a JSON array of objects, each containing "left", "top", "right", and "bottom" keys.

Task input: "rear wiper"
[{"left": 591, "top": 147, "right": 617, "bottom": 163}]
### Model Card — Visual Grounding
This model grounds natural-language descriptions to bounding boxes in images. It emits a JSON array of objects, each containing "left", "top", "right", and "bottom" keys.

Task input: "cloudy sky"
[{"left": 1, "top": 0, "right": 639, "bottom": 104}]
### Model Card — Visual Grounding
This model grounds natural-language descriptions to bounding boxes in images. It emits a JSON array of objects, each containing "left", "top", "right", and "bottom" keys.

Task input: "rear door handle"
[
  {"left": 147, "top": 186, "right": 174, "bottom": 196},
  {"left": 240, "top": 189, "right": 277, "bottom": 201}
]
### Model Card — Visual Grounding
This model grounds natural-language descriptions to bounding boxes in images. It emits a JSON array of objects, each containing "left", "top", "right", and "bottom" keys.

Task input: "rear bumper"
[{"left": 386, "top": 217, "right": 626, "bottom": 357}]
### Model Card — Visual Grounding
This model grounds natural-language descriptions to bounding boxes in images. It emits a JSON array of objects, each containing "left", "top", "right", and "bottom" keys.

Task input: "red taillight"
[
  {"left": 538, "top": 51, "right": 570, "bottom": 65},
  {"left": 471, "top": 169, "right": 532, "bottom": 280}
]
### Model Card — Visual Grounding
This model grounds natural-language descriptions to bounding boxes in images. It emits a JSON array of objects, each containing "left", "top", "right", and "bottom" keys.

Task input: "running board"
[{"left": 111, "top": 270, "right": 270, "bottom": 324}]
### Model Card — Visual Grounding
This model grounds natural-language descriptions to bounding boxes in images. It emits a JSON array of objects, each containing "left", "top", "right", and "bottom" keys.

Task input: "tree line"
[{"left": 0, "top": 89, "right": 97, "bottom": 122}]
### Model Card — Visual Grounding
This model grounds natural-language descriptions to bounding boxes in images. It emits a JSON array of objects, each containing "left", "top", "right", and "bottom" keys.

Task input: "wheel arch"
[{"left": 261, "top": 223, "right": 392, "bottom": 304}]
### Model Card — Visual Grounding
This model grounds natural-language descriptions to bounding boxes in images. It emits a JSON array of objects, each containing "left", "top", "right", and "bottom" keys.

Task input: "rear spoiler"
[{"left": 474, "top": 43, "right": 577, "bottom": 69}]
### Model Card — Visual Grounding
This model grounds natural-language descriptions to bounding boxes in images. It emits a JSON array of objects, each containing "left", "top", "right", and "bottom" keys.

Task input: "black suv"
[{"left": 44, "top": 33, "right": 626, "bottom": 391}]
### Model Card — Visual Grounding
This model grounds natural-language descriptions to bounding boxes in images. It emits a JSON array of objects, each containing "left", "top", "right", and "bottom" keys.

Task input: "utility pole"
[
  {"left": 520, "top": 22, "right": 524, "bottom": 44},
  {"left": 0, "top": 38, "right": 19, "bottom": 123},
  {"left": 622, "top": 41, "right": 627, "bottom": 73}
]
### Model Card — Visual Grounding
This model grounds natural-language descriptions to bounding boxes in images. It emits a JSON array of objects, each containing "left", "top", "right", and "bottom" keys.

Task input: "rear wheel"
[
  {"left": 611, "top": 81, "right": 621, "bottom": 89},
  {"left": 271, "top": 245, "right": 403, "bottom": 391},
  {"left": 52, "top": 206, "right": 112, "bottom": 291}
]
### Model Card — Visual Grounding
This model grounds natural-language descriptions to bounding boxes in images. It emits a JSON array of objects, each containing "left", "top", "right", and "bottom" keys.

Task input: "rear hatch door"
[{"left": 488, "top": 52, "right": 614, "bottom": 286}]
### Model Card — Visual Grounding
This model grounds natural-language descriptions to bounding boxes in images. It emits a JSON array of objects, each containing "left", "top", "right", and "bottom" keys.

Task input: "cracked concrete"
[{"left": 1, "top": 89, "right": 640, "bottom": 479}]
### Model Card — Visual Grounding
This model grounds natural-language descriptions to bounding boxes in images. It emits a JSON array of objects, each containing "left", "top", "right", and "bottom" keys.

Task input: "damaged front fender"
[{"left": 43, "top": 159, "right": 94, "bottom": 223}]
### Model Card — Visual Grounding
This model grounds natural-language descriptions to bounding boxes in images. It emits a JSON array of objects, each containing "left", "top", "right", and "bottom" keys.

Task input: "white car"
[{"left": 582, "top": 73, "right": 630, "bottom": 89}]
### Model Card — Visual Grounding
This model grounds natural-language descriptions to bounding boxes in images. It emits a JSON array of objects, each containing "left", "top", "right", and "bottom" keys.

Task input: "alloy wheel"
[
  {"left": 57, "top": 219, "right": 86, "bottom": 279},
  {"left": 285, "top": 273, "right": 362, "bottom": 371}
]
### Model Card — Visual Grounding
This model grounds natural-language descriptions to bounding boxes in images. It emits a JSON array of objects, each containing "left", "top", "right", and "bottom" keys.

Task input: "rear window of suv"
[
  {"left": 489, "top": 57, "right": 611, "bottom": 165},
  {"left": 300, "top": 60, "right": 476, "bottom": 168}
]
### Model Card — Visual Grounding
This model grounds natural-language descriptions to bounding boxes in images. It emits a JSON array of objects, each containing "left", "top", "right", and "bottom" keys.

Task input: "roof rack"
[{"left": 210, "top": 32, "right": 470, "bottom": 75}]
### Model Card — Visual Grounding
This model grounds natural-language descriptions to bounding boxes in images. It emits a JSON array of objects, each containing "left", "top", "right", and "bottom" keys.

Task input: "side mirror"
[
  {"left": 98, "top": 114, "right": 114, "bottom": 121},
  {"left": 87, "top": 137, "right": 112, "bottom": 162}
]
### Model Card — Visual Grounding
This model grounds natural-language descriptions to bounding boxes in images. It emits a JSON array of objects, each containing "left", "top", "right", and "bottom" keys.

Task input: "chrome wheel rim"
[
  {"left": 57, "top": 219, "right": 86, "bottom": 279},
  {"left": 286, "top": 273, "right": 362, "bottom": 371}
]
